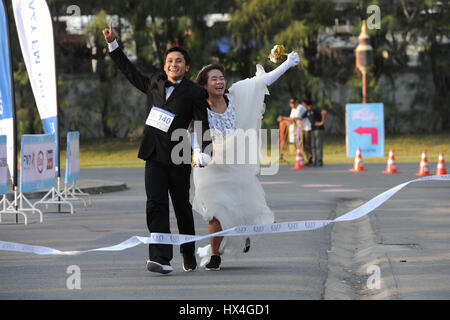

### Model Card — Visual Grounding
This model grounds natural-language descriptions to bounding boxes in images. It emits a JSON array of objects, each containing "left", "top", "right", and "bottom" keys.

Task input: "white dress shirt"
[{"left": 298, "top": 105, "right": 311, "bottom": 131}]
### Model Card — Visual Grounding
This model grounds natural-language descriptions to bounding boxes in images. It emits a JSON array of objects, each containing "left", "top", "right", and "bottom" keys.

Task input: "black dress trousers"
[{"left": 145, "top": 161, "right": 195, "bottom": 265}]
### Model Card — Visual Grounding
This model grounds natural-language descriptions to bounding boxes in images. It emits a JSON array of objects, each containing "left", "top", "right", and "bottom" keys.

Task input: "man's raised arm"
[{"left": 102, "top": 21, "right": 150, "bottom": 94}]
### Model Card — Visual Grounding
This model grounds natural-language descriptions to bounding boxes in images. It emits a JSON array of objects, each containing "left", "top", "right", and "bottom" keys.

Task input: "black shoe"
[
  {"left": 182, "top": 254, "right": 197, "bottom": 272},
  {"left": 205, "top": 255, "right": 221, "bottom": 271},
  {"left": 146, "top": 260, "right": 173, "bottom": 274},
  {"left": 305, "top": 162, "right": 313, "bottom": 167},
  {"left": 243, "top": 237, "right": 251, "bottom": 253},
  {"left": 318, "top": 161, "right": 323, "bottom": 167}
]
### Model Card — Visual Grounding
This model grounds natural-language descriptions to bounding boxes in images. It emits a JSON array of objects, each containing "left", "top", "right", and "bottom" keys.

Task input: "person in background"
[
  {"left": 277, "top": 97, "right": 302, "bottom": 150},
  {"left": 301, "top": 99, "right": 327, "bottom": 167},
  {"left": 298, "top": 101, "right": 312, "bottom": 166}
]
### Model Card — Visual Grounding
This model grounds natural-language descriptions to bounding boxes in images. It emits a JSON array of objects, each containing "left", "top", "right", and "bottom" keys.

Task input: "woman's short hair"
[{"left": 196, "top": 63, "right": 225, "bottom": 86}]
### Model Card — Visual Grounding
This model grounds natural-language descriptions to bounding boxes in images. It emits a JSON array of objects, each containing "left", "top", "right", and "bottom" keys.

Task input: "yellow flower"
[{"left": 268, "top": 45, "right": 288, "bottom": 63}]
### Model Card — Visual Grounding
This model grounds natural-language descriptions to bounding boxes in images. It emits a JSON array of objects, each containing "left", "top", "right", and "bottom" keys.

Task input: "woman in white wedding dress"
[{"left": 191, "top": 51, "right": 300, "bottom": 270}]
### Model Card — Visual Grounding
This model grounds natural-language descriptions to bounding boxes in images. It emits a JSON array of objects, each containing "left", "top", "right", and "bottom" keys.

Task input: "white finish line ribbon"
[{"left": 1, "top": 174, "right": 449, "bottom": 256}]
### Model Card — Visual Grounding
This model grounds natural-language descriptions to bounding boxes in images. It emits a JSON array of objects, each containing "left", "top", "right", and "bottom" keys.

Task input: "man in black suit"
[
  {"left": 103, "top": 22, "right": 211, "bottom": 274},
  {"left": 301, "top": 99, "right": 327, "bottom": 167}
]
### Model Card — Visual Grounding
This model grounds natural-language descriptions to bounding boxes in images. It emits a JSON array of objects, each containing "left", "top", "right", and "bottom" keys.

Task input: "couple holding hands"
[{"left": 102, "top": 22, "right": 300, "bottom": 274}]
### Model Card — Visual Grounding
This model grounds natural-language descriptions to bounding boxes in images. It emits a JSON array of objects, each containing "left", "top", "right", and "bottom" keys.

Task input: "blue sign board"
[
  {"left": 346, "top": 103, "right": 384, "bottom": 157},
  {"left": 20, "top": 134, "right": 56, "bottom": 193},
  {"left": 65, "top": 131, "right": 80, "bottom": 184}
]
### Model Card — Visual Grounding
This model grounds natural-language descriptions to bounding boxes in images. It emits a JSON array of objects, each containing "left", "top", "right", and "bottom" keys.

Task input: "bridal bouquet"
[
  {"left": 268, "top": 44, "right": 306, "bottom": 71},
  {"left": 268, "top": 45, "right": 288, "bottom": 63}
]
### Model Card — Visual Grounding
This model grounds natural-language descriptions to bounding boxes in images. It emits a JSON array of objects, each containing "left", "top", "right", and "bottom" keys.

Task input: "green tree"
[
  {"left": 50, "top": 1, "right": 234, "bottom": 138},
  {"left": 228, "top": 0, "right": 338, "bottom": 128},
  {"left": 416, "top": 0, "right": 450, "bottom": 130}
]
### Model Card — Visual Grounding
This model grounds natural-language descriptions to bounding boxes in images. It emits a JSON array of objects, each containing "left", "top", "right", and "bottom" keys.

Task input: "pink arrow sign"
[{"left": 354, "top": 126, "right": 378, "bottom": 144}]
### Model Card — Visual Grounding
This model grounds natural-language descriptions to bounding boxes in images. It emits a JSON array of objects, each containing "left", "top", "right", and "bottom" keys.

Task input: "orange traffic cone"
[
  {"left": 349, "top": 147, "right": 367, "bottom": 172},
  {"left": 435, "top": 152, "right": 447, "bottom": 175},
  {"left": 415, "top": 151, "right": 431, "bottom": 176},
  {"left": 291, "top": 147, "right": 305, "bottom": 170},
  {"left": 382, "top": 149, "right": 400, "bottom": 174}
]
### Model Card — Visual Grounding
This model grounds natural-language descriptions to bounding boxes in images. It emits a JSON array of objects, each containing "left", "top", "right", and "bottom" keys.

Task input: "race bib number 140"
[{"left": 146, "top": 106, "right": 175, "bottom": 132}]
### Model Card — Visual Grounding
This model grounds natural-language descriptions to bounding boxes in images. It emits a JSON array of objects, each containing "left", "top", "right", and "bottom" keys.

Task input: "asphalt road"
[{"left": 0, "top": 163, "right": 449, "bottom": 301}]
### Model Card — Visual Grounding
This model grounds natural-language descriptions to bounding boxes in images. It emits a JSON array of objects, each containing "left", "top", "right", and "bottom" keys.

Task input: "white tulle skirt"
[{"left": 193, "top": 163, "right": 274, "bottom": 266}]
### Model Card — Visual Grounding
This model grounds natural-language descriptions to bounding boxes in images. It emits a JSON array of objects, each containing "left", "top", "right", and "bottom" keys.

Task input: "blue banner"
[
  {"left": 0, "top": 1, "right": 15, "bottom": 180},
  {"left": 12, "top": 0, "right": 59, "bottom": 172},
  {"left": 65, "top": 131, "right": 80, "bottom": 184},
  {"left": 346, "top": 103, "right": 384, "bottom": 157}
]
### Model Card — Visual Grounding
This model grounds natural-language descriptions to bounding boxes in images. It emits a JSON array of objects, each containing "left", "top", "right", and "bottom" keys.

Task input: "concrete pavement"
[{"left": 0, "top": 164, "right": 449, "bottom": 300}]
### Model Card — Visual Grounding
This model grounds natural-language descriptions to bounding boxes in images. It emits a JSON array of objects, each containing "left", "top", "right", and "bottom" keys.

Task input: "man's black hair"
[
  {"left": 164, "top": 46, "right": 191, "bottom": 66},
  {"left": 302, "top": 98, "right": 312, "bottom": 106}
]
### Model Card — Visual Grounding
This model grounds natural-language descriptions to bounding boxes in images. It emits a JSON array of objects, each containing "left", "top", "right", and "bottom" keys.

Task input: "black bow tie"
[{"left": 165, "top": 80, "right": 180, "bottom": 88}]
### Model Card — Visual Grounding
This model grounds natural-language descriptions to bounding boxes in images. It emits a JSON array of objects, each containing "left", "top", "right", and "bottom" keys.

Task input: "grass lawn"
[
  {"left": 62, "top": 132, "right": 450, "bottom": 169},
  {"left": 76, "top": 138, "right": 144, "bottom": 168}
]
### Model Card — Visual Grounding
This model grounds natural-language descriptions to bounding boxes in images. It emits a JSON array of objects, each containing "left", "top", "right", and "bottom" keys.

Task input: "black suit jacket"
[{"left": 109, "top": 47, "right": 210, "bottom": 165}]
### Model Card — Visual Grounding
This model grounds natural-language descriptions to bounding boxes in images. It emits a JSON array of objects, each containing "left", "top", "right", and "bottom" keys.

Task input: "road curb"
[{"left": 324, "top": 199, "right": 400, "bottom": 300}]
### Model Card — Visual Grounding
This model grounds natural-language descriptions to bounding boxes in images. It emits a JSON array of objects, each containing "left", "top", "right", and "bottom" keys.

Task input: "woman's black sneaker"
[{"left": 205, "top": 255, "right": 221, "bottom": 271}]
